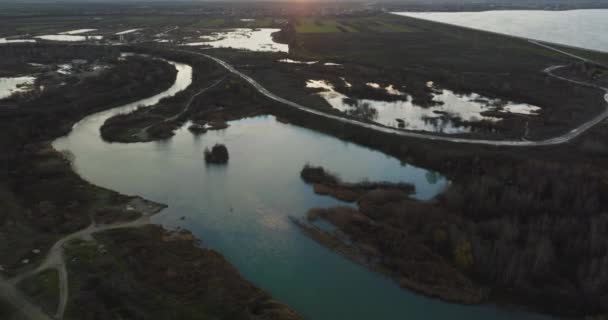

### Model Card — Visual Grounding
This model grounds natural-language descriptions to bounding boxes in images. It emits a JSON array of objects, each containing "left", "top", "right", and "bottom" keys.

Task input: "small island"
[
  {"left": 188, "top": 122, "right": 208, "bottom": 135},
  {"left": 204, "top": 143, "right": 229, "bottom": 164}
]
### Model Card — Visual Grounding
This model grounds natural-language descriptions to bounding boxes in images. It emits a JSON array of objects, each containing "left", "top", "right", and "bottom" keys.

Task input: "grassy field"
[
  {"left": 294, "top": 18, "right": 356, "bottom": 33},
  {"left": 17, "top": 269, "right": 60, "bottom": 315},
  {"left": 286, "top": 13, "right": 608, "bottom": 140},
  {"left": 294, "top": 15, "right": 416, "bottom": 33},
  {"left": 551, "top": 43, "right": 608, "bottom": 66},
  {"left": 63, "top": 227, "right": 299, "bottom": 320}
]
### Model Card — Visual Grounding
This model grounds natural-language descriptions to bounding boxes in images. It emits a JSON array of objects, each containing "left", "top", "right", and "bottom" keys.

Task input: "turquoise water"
[{"left": 53, "top": 63, "right": 549, "bottom": 319}]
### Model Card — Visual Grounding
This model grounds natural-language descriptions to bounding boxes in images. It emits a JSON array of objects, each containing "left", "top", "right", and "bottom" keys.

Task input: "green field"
[
  {"left": 295, "top": 18, "right": 356, "bottom": 33},
  {"left": 294, "top": 15, "right": 416, "bottom": 33}
]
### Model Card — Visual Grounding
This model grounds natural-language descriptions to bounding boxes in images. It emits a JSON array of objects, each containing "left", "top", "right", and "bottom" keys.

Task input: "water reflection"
[
  {"left": 59, "top": 29, "right": 97, "bottom": 35},
  {"left": 0, "top": 38, "right": 36, "bottom": 44},
  {"left": 307, "top": 79, "right": 540, "bottom": 134},
  {"left": 0, "top": 76, "right": 35, "bottom": 99},
  {"left": 116, "top": 29, "right": 142, "bottom": 35},
  {"left": 183, "top": 28, "right": 288, "bottom": 52},
  {"left": 367, "top": 82, "right": 406, "bottom": 96},
  {"left": 278, "top": 58, "right": 317, "bottom": 65},
  {"left": 54, "top": 110, "right": 550, "bottom": 320}
]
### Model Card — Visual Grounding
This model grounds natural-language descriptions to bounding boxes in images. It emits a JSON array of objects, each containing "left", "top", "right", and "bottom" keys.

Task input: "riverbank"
[
  {"left": 277, "top": 103, "right": 608, "bottom": 318},
  {"left": 84, "top": 42, "right": 608, "bottom": 317},
  {"left": 0, "top": 44, "right": 300, "bottom": 319},
  {"left": 296, "top": 165, "right": 485, "bottom": 303},
  {"left": 99, "top": 46, "right": 272, "bottom": 143},
  {"left": 258, "top": 13, "right": 607, "bottom": 141},
  {"left": 273, "top": 90, "right": 608, "bottom": 318},
  {"left": 0, "top": 44, "right": 177, "bottom": 275},
  {"left": 62, "top": 225, "right": 299, "bottom": 320}
]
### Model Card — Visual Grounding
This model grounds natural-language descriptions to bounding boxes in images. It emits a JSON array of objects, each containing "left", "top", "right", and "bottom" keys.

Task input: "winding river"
[{"left": 52, "top": 58, "right": 549, "bottom": 319}]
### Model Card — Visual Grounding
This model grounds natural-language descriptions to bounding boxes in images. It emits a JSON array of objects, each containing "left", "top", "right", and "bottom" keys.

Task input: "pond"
[
  {"left": 53, "top": 58, "right": 548, "bottom": 320},
  {"left": 0, "top": 38, "right": 36, "bottom": 44},
  {"left": 183, "top": 28, "right": 288, "bottom": 52},
  {"left": 278, "top": 58, "right": 317, "bottom": 65},
  {"left": 116, "top": 29, "right": 142, "bottom": 35},
  {"left": 35, "top": 34, "right": 103, "bottom": 42},
  {"left": 0, "top": 76, "right": 35, "bottom": 100},
  {"left": 307, "top": 79, "right": 540, "bottom": 134},
  {"left": 59, "top": 29, "right": 97, "bottom": 35}
]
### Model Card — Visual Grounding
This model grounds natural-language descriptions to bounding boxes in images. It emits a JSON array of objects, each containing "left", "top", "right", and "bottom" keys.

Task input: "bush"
[
  {"left": 453, "top": 239, "right": 474, "bottom": 270},
  {"left": 300, "top": 164, "right": 340, "bottom": 184},
  {"left": 204, "top": 144, "right": 229, "bottom": 164}
]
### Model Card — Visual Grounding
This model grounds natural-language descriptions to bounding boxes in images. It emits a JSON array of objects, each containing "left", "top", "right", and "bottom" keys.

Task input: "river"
[
  {"left": 393, "top": 9, "right": 608, "bottom": 53},
  {"left": 52, "top": 58, "right": 549, "bottom": 319}
]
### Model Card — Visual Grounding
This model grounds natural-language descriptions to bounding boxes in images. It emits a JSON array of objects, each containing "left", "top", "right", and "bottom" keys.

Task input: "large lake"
[
  {"left": 53, "top": 59, "right": 549, "bottom": 319},
  {"left": 393, "top": 9, "right": 608, "bottom": 52}
]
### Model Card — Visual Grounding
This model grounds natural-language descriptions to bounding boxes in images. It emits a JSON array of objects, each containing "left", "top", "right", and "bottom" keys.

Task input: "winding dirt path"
[
  {"left": 2, "top": 201, "right": 162, "bottom": 320},
  {"left": 0, "top": 57, "right": 191, "bottom": 320}
]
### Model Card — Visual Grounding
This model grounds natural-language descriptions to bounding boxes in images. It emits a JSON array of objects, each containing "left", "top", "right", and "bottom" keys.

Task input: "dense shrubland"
[
  {"left": 0, "top": 45, "right": 177, "bottom": 272},
  {"left": 119, "top": 45, "right": 608, "bottom": 317},
  {"left": 299, "top": 158, "right": 608, "bottom": 316},
  {"left": 1, "top": 51, "right": 176, "bottom": 143},
  {"left": 100, "top": 62, "right": 268, "bottom": 143},
  {"left": 234, "top": 55, "right": 608, "bottom": 315},
  {"left": 292, "top": 125, "right": 608, "bottom": 317},
  {"left": 123, "top": 46, "right": 608, "bottom": 317},
  {"left": 204, "top": 144, "right": 229, "bottom": 164},
  {"left": 99, "top": 46, "right": 231, "bottom": 142},
  {"left": 64, "top": 226, "right": 300, "bottom": 320},
  {"left": 301, "top": 164, "right": 414, "bottom": 202}
]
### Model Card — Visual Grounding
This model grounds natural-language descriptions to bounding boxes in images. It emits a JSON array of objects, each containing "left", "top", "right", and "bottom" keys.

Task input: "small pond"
[
  {"left": 116, "top": 29, "right": 142, "bottom": 35},
  {"left": 183, "top": 28, "right": 288, "bottom": 52},
  {"left": 36, "top": 34, "right": 103, "bottom": 42},
  {"left": 59, "top": 29, "right": 97, "bottom": 35},
  {"left": 307, "top": 79, "right": 540, "bottom": 134},
  {"left": 0, "top": 76, "right": 35, "bottom": 100},
  {"left": 0, "top": 38, "right": 36, "bottom": 44}
]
